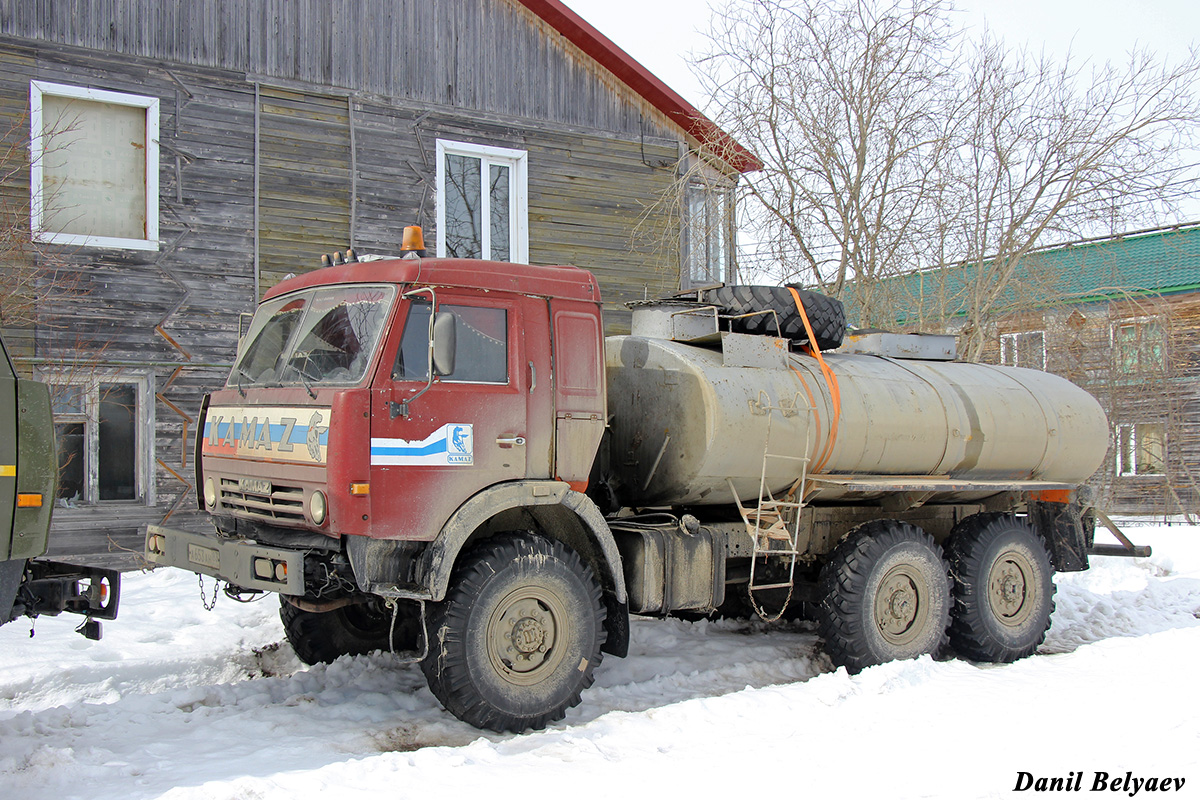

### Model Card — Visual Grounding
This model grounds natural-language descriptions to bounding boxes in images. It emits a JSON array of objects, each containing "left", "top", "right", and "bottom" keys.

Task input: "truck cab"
[{"left": 147, "top": 254, "right": 625, "bottom": 731}]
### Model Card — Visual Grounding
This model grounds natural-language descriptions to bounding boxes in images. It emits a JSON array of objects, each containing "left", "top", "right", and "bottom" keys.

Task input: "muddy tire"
[
  {"left": 280, "top": 597, "right": 418, "bottom": 665},
  {"left": 704, "top": 285, "right": 846, "bottom": 350},
  {"left": 421, "top": 533, "right": 606, "bottom": 733},
  {"left": 945, "top": 514, "right": 1055, "bottom": 663},
  {"left": 815, "top": 521, "right": 951, "bottom": 673}
]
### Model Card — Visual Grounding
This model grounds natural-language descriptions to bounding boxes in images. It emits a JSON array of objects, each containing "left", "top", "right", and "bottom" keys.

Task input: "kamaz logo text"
[{"left": 203, "top": 407, "right": 330, "bottom": 463}]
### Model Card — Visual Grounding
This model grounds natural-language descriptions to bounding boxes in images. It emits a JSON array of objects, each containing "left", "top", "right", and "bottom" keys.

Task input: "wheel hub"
[
  {"left": 487, "top": 593, "right": 562, "bottom": 681},
  {"left": 511, "top": 615, "right": 548, "bottom": 656},
  {"left": 988, "top": 553, "right": 1033, "bottom": 627},
  {"left": 875, "top": 567, "right": 928, "bottom": 644}
]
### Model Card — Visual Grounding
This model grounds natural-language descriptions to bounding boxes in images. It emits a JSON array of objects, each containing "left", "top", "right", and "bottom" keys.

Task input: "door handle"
[{"left": 496, "top": 436, "right": 526, "bottom": 448}]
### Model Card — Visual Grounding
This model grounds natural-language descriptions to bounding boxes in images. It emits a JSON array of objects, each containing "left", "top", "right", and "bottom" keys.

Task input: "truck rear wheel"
[
  {"left": 945, "top": 514, "right": 1054, "bottom": 663},
  {"left": 815, "top": 521, "right": 951, "bottom": 673},
  {"left": 421, "top": 532, "right": 606, "bottom": 733},
  {"left": 280, "top": 597, "right": 418, "bottom": 665}
]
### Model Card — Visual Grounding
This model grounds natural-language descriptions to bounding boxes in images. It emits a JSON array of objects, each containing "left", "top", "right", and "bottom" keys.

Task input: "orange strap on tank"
[{"left": 788, "top": 287, "right": 841, "bottom": 475}]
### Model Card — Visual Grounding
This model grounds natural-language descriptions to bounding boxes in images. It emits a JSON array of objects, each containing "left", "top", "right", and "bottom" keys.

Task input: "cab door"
[{"left": 369, "top": 291, "right": 527, "bottom": 541}]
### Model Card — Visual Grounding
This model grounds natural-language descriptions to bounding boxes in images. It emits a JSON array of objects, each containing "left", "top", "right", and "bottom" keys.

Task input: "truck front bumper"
[{"left": 145, "top": 524, "right": 305, "bottom": 595}]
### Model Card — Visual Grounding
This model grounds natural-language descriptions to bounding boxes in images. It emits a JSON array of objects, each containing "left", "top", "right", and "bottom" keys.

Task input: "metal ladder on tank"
[{"left": 728, "top": 390, "right": 814, "bottom": 621}]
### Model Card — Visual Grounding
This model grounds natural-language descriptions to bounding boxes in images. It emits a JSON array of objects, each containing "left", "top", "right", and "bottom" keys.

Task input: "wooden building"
[
  {"left": 0, "top": 0, "right": 758, "bottom": 566},
  {"left": 858, "top": 223, "right": 1200, "bottom": 519}
]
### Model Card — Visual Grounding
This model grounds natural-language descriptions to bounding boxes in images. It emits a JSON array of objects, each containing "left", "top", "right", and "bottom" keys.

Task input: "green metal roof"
[{"left": 851, "top": 223, "right": 1200, "bottom": 326}]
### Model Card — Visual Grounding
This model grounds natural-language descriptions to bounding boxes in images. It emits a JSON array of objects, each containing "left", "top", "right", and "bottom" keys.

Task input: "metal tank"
[{"left": 604, "top": 310, "right": 1109, "bottom": 508}]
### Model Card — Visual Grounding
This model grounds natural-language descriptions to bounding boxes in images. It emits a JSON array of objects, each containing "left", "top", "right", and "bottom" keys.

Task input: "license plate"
[
  {"left": 187, "top": 543, "right": 220, "bottom": 570},
  {"left": 239, "top": 477, "right": 272, "bottom": 495}
]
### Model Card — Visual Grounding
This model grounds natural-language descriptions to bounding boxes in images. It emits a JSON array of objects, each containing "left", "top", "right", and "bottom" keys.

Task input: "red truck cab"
[
  {"left": 196, "top": 257, "right": 605, "bottom": 547},
  {"left": 148, "top": 254, "right": 627, "bottom": 733}
]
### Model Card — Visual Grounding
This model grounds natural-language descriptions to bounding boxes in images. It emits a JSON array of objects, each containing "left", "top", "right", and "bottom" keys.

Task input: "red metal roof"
[{"left": 514, "top": 0, "right": 761, "bottom": 173}]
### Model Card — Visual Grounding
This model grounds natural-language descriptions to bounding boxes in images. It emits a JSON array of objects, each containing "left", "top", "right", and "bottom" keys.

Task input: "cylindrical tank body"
[{"left": 605, "top": 334, "right": 1109, "bottom": 507}]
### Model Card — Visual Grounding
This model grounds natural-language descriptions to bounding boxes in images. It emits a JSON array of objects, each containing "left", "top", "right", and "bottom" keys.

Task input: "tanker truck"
[{"left": 144, "top": 244, "right": 1108, "bottom": 733}]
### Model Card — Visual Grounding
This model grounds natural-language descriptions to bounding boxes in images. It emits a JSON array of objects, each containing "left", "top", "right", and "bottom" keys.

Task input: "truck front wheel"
[
  {"left": 945, "top": 514, "right": 1054, "bottom": 663},
  {"left": 816, "top": 521, "right": 951, "bottom": 673},
  {"left": 421, "top": 532, "right": 606, "bottom": 733}
]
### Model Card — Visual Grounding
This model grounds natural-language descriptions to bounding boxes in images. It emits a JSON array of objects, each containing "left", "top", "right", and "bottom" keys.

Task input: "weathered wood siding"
[
  {"left": 259, "top": 87, "right": 353, "bottom": 291},
  {"left": 0, "top": 43, "right": 35, "bottom": 364},
  {"left": 0, "top": 0, "right": 682, "bottom": 141},
  {"left": 0, "top": 0, "right": 708, "bottom": 562},
  {"left": 1, "top": 42, "right": 258, "bottom": 561}
]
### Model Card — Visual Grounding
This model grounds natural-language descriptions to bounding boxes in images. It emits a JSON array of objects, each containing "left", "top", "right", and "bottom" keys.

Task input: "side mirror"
[{"left": 432, "top": 311, "right": 456, "bottom": 377}]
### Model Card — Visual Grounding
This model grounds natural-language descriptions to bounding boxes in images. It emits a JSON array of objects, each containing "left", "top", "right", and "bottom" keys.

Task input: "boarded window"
[
  {"left": 1000, "top": 331, "right": 1046, "bottom": 369},
  {"left": 258, "top": 88, "right": 351, "bottom": 292},
  {"left": 31, "top": 81, "right": 159, "bottom": 250},
  {"left": 437, "top": 140, "right": 528, "bottom": 263}
]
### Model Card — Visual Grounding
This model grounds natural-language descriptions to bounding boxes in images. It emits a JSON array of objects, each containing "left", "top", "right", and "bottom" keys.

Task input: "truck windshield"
[{"left": 231, "top": 285, "right": 396, "bottom": 388}]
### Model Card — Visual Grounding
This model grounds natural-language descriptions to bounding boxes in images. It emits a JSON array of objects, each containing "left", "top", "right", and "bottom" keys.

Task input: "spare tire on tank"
[{"left": 703, "top": 285, "right": 846, "bottom": 351}]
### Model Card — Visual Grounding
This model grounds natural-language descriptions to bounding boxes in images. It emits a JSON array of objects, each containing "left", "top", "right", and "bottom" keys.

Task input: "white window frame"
[
  {"left": 1000, "top": 330, "right": 1046, "bottom": 370},
  {"left": 30, "top": 81, "right": 160, "bottom": 251},
  {"left": 1115, "top": 422, "right": 1165, "bottom": 477},
  {"left": 682, "top": 180, "right": 734, "bottom": 289},
  {"left": 40, "top": 370, "right": 156, "bottom": 506},
  {"left": 435, "top": 139, "right": 528, "bottom": 263}
]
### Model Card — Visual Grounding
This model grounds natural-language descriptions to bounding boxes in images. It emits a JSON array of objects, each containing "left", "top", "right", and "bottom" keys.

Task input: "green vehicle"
[{"left": 1, "top": 336, "right": 119, "bottom": 639}]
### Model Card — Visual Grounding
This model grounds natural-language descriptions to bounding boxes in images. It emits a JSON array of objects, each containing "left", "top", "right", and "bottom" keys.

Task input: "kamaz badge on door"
[{"left": 371, "top": 424, "right": 474, "bottom": 466}]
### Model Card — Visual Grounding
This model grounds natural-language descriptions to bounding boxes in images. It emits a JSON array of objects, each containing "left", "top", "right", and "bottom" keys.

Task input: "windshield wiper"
[
  {"left": 282, "top": 361, "right": 318, "bottom": 399},
  {"left": 234, "top": 366, "right": 252, "bottom": 398}
]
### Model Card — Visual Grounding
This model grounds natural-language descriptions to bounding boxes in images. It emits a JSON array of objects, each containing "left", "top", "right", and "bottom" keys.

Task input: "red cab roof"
[{"left": 263, "top": 257, "right": 603, "bottom": 304}]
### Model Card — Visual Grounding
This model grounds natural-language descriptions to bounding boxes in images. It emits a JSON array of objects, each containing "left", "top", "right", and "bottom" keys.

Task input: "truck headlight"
[
  {"left": 204, "top": 476, "right": 217, "bottom": 508},
  {"left": 310, "top": 490, "right": 327, "bottom": 525}
]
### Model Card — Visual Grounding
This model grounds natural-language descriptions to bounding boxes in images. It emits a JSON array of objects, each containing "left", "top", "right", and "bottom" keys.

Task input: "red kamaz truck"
[{"left": 146, "top": 241, "right": 1108, "bottom": 732}]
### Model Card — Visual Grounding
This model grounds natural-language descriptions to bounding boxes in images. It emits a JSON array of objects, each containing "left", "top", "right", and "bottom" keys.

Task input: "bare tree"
[
  {"left": 944, "top": 38, "right": 1200, "bottom": 359},
  {"left": 1, "top": 113, "right": 100, "bottom": 353},
  {"left": 698, "top": 0, "right": 958, "bottom": 325},
  {"left": 694, "top": 0, "right": 1200, "bottom": 343}
]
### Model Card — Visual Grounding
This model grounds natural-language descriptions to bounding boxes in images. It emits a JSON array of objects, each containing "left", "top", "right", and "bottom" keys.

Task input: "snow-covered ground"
[{"left": 1, "top": 521, "right": 1197, "bottom": 800}]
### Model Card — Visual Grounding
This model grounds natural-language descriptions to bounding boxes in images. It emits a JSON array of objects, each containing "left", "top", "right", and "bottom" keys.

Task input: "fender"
[{"left": 419, "top": 480, "right": 627, "bottom": 605}]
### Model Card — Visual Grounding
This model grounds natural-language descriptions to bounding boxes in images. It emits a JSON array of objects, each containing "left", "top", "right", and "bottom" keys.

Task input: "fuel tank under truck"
[{"left": 605, "top": 329, "right": 1109, "bottom": 508}]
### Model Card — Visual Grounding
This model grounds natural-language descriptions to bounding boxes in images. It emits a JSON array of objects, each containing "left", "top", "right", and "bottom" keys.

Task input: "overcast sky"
[{"left": 562, "top": 0, "right": 1200, "bottom": 113}]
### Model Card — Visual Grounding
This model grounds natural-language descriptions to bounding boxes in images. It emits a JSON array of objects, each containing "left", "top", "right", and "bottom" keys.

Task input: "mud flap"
[
  {"left": 1028, "top": 501, "right": 1090, "bottom": 573},
  {"left": 0, "top": 559, "right": 23, "bottom": 624}
]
